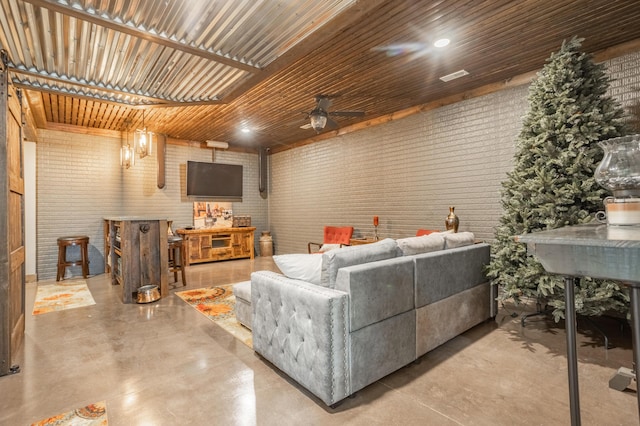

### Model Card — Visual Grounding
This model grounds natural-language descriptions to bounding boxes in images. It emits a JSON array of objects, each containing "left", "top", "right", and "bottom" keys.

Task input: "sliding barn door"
[{"left": 0, "top": 51, "right": 25, "bottom": 376}]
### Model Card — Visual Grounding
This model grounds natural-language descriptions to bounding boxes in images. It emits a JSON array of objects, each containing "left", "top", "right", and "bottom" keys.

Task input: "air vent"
[{"left": 439, "top": 69, "right": 470, "bottom": 82}]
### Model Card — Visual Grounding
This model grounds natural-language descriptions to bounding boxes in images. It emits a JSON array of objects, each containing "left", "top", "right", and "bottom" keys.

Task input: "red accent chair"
[
  {"left": 416, "top": 229, "right": 438, "bottom": 236},
  {"left": 308, "top": 226, "right": 354, "bottom": 253}
]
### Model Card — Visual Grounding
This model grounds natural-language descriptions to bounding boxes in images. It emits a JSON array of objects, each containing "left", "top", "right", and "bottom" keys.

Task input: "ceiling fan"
[{"left": 303, "top": 95, "right": 365, "bottom": 133}]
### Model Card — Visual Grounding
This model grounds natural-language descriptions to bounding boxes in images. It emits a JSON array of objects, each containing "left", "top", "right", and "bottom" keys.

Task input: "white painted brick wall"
[
  {"left": 35, "top": 49, "right": 640, "bottom": 274},
  {"left": 36, "top": 133, "right": 267, "bottom": 280},
  {"left": 36, "top": 131, "right": 122, "bottom": 280},
  {"left": 268, "top": 51, "right": 640, "bottom": 254}
]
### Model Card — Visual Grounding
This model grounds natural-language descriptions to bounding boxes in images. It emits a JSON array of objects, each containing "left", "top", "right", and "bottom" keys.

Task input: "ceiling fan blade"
[
  {"left": 317, "top": 97, "right": 332, "bottom": 110},
  {"left": 329, "top": 110, "right": 365, "bottom": 117},
  {"left": 283, "top": 116, "right": 307, "bottom": 127},
  {"left": 326, "top": 117, "right": 339, "bottom": 129}
]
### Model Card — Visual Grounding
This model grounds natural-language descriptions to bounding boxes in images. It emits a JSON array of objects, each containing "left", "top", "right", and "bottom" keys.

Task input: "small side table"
[
  {"left": 349, "top": 238, "right": 378, "bottom": 246},
  {"left": 517, "top": 223, "right": 640, "bottom": 426}
]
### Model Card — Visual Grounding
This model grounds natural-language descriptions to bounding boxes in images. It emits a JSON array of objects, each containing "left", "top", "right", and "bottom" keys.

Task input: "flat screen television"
[{"left": 186, "top": 161, "right": 243, "bottom": 198}]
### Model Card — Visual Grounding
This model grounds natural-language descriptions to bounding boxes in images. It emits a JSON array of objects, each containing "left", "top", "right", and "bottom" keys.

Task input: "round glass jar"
[{"left": 594, "top": 134, "right": 640, "bottom": 198}]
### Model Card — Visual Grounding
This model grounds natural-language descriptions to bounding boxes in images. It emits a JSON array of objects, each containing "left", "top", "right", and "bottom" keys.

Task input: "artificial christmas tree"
[{"left": 487, "top": 37, "right": 630, "bottom": 321}]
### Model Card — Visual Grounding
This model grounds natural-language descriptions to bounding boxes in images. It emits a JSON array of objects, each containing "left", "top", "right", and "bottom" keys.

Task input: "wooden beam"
[
  {"left": 594, "top": 38, "right": 640, "bottom": 62},
  {"left": 21, "top": 90, "right": 40, "bottom": 141},
  {"left": 44, "top": 122, "right": 122, "bottom": 138},
  {"left": 39, "top": 122, "right": 257, "bottom": 153},
  {"left": 23, "top": 89, "right": 46, "bottom": 129}
]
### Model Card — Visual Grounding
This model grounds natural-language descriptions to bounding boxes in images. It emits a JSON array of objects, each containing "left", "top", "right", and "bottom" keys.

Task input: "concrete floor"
[{"left": 1, "top": 257, "right": 638, "bottom": 425}]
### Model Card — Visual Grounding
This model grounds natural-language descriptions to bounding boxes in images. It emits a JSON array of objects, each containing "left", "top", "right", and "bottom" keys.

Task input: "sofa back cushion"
[
  {"left": 413, "top": 243, "right": 490, "bottom": 308},
  {"left": 335, "top": 256, "right": 414, "bottom": 331},
  {"left": 396, "top": 233, "right": 445, "bottom": 256},
  {"left": 320, "top": 238, "right": 399, "bottom": 288},
  {"left": 443, "top": 231, "right": 476, "bottom": 249}
]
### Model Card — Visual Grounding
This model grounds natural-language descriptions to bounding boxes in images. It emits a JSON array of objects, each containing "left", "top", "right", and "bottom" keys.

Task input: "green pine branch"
[{"left": 487, "top": 37, "right": 630, "bottom": 320}]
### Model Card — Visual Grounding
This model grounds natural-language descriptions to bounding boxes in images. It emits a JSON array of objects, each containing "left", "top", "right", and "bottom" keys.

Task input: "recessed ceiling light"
[
  {"left": 434, "top": 38, "right": 450, "bottom": 48},
  {"left": 241, "top": 127, "right": 251, "bottom": 133},
  {"left": 439, "top": 69, "right": 469, "bottom": 82}
]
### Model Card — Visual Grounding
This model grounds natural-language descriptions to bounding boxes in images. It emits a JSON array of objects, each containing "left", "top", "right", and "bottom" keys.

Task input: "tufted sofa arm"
[{"left": 251, "top": 271, "right": 350, "bottom": 406}]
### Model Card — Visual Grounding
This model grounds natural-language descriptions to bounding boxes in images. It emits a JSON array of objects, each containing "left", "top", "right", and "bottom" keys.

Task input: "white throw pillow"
[
  {"left": 396, "top": 233, "right": 445, "bottom": 256},
  {"left": 319, "top": 243, "right": 342, "bottom": 253},
  {"left": 273, "top": 253, "right": 323, "bottom": 285},
  {"left": 443, "top": 232, "right": 475, "bottom": 249}
]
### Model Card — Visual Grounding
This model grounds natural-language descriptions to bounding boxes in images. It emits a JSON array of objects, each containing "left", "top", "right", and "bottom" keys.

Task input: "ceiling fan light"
[{"left": 309, "top": 109, "right": 328, "bottom": 132}]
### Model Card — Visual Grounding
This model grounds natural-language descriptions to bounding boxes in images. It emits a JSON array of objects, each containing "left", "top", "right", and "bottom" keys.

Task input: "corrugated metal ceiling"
[
  {"left": 1, "top": 0, "right": 355, "bottom": 105},
  {"left": 2, "top": 0, "right": 640, "bottom": 152}
]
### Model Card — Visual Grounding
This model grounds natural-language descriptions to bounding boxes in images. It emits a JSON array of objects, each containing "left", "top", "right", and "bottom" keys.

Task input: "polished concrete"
[{"left": 1, "top": 257, "right": 638, "bottom": 425}]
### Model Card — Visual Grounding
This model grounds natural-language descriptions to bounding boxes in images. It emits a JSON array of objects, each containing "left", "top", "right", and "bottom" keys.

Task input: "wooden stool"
[
  {"left": 56, "top": 236, "right": 90, "bottom": 281},
  {"left": 168, "top": 237, "right": 186, "bottom": 286}
]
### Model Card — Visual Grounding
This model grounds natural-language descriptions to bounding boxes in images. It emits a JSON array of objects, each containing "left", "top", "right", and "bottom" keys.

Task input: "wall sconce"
[
  {"left": 134, "top": 110, "right": 154, "bottom": 158},
  {"left": 120, "top": 139, "right": 135, "bottom": 169}
]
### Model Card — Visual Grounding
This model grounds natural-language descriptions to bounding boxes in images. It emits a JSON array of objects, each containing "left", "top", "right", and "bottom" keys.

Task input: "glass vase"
[{"left": 594, "top": 134, "right": 640, "bottom": 198}]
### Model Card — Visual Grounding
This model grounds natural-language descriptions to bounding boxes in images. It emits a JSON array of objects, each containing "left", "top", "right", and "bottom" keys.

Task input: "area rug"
[
  {"left": 175, "top": 284, "right": 252, "bottom": 348},
  {"left": 31, "top": 401, "right": 108, "bottom": 425},
  {"left": 32, "top": 280, "right": 96, "bottom": 315}
]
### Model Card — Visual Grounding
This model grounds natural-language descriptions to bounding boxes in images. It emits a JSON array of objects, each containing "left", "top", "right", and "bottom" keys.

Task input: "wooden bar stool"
[
  {"left": 168, "top": 236, "right": 186, "bottom": 286},
  {"left": 56, "top": 236, "right": 90, "bottom": 281}
]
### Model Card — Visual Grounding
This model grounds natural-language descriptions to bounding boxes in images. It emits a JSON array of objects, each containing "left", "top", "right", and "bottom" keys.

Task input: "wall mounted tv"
[{"left": 186, "top": 161, "right": 243, "bottom": 198}]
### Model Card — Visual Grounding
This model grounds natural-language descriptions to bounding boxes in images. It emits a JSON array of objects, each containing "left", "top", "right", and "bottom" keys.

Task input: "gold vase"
[{"left": 445, "top": 206, "right": 459, "bottom": 232}]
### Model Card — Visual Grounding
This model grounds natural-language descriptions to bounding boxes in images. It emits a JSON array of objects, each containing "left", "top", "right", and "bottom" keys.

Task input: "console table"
[
  {"left": 104, "top": 217, "right": 169, "bottom": 303},
  {"left": 517, "top": 223, "right": 640, "bottom": 426},
  {"left": 177, "top": 227, "right": 255, "bottom": 266}
]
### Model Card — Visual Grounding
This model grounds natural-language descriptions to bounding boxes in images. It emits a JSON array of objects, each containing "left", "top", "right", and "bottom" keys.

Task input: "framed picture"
[{"left": 193, "top": 202, "right": 233, "bottom": 229}]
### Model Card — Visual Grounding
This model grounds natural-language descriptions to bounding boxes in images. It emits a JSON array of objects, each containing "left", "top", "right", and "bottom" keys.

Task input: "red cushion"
[
  {"left": 324, "top": 226, "right": 354, "bottom": 245},
  {"left": 416, "top": 229, "right": 438, "bottom": 236}
]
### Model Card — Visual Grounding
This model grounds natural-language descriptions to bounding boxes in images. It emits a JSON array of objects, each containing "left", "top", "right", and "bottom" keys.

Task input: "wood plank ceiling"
[{"left": 2, "top": 0, "right": 640, "bottom": 153}]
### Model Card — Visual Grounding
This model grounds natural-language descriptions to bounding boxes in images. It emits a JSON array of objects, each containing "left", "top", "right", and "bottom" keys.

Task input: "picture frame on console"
[{"left": 193, "top": 202, "right": 233, "bottom": 229}]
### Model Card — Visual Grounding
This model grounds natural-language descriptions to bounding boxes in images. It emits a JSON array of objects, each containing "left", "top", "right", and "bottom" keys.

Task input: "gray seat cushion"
[
  {"left": 234, "top": 280, "right": 251, "bottom": 302},
  {"left": 233, "top": 280, "right": 252, "bottom": 329}
]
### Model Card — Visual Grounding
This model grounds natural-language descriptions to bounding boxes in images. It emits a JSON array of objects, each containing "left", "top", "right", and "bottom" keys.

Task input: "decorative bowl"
[{"left": 136, "top": 284, "right": 160, "bottom": 303}]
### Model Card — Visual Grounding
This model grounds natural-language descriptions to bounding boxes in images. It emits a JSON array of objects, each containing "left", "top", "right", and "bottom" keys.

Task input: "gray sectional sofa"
[{"left": 246, "top": 234, "right": 496, "bottom": 406}]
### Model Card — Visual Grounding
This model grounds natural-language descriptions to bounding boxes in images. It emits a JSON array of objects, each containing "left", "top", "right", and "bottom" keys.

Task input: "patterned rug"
[
  {"left": 32, "top": 280, "right": 96, "bottom": 315},
  {"left": 31, "top": 401, "right": 108, "bottom": 425},
  {"left": 175, "top": 284, "right": 252, "bottom": 348}
]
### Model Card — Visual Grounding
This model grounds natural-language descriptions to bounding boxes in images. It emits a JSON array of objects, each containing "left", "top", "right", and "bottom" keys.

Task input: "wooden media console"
[{"left": 176, "top": 227, "right": 255, "bottom": 266}]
